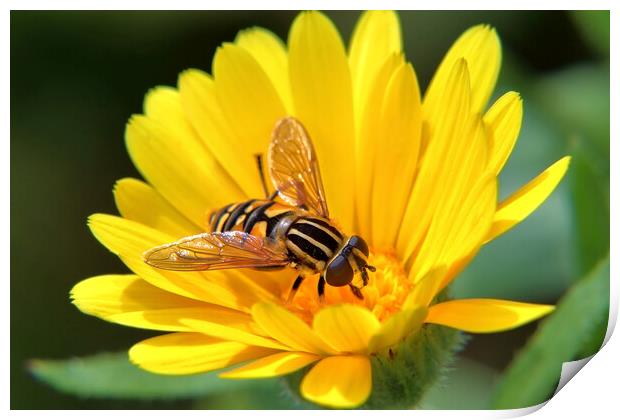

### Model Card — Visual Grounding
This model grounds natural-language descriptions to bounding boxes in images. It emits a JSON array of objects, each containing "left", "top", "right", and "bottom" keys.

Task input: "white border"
[{"left": 6, "top": 1, "right": 617, "bottom": 418}]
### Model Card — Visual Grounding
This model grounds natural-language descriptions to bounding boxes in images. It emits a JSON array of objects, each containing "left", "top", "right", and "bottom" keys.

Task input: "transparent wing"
[
  {"left": 143, "top": 231, "right": 290, "bottom": 271},
  {"left": 268, "top": 117, "right": 330, "bottom": 218}
]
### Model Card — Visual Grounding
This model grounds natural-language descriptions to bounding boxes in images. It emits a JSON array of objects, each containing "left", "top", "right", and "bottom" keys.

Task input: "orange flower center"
[{"left": 281, "top": 251, "right": 414, "bottom": 324}]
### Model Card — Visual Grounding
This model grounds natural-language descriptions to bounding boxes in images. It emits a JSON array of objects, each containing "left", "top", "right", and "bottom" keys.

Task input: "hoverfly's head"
[{"left": 324, "top": 235, "right": 376, "bottom": 287}]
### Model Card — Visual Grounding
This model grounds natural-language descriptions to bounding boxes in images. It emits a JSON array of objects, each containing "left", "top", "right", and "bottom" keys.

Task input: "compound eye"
[
  {"left": 349, "top": 235, "right": 369, "bottom": 257},
  {"left": 324, "top": 255, "right": 354, "bottom": 287}
]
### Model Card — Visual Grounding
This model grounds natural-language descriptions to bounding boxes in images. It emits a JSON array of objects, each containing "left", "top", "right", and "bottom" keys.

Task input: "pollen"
[{"left": 282, "top": 251, "right": 414, "bottom": 324}]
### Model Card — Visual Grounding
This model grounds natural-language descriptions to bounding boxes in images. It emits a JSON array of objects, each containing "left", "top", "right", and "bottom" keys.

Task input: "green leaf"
[
  {"left": 576, "top": 315, "right": 608, "bottom": 359},
  {"left": 569, "top": 139, "right": 610, "bottom": 275},
  {"left": 29, "top": 352, "right": 279, "bottom": 400},
  {"left": 491, "top": 257, "right": 610, "bottom": 409}
]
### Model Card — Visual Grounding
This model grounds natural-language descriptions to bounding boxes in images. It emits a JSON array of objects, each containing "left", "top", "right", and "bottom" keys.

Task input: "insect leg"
[
  {"left": 349, "top": 284, "right": 364, "bottom": 300},
  {"left": 285, "top": 274, "right": 305, "bottom": 304},
  {"left": 317, "top": 274, "right": 326, "bottom": 301},
  {"left": 254, "top": 153, "right": 271, "bottom": 199}
]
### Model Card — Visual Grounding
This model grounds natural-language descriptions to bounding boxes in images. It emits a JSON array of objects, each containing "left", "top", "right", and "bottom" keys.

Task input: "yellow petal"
[
  {"left": 301, "top": 355, "right": 372, "bottom": 408},
  {"left": 235, "top": 27, "right": 293, "bottom": 112},
  {"left": 107, "top": 307, "right": 256, "bottom": 334},
  {"left": 181, "top": 318, "right": 291, "bottom": 351},
  {"left": 220, "top": 352, "right": 320, "bottom": 379},
  {"left": 439, "top": 177, "right": 497, "bottom": 293},
  {"left": 424, "top": 24, "right": 500, "bottom": 116},
  {"left": 406, "top": 266, "right": 448, "bottom": 308},
  {"left": 355, "top": 53, "right": 404, "bottom": 236},
  {"left": 368, "top": 305, "right": 427, "bottom": 353},
  {"left": 89, "top": 213, "right": 206, "bottom": 301},
  {"left": 412, "top": 174, "right": 497, "bottom": 288},
  {"left": 129, "top": 332, "right": 275, "bottom": 375},
  {"left": 178, "top": 69, "right": 258, "bottom": 198},
  {"left": 425, "top": 299, "right": 554, "bottom": 333},
  {"left": 251, "top": 302, "right": 335, "bottom": 354},
  {"left": 125, "top": 110, "right": 243, "bottom": 229},
  {"left": 370, "top": 61, "right": 422, "bottom": 249},
  {"left": 71, "top": 275, "right": 258, "bottom": 333},
  {"left": 143, "top": 86, "right": 196, "bottom": 145},
  {"left": 70, "top": 274, "right": 203, "bottom": 318},
  {"left": 288, "top": 11, "right": 355, "bottom": 231},
  {"left": 486, "top": 156, "right": 571, "bottom": 242},
  {"left": 142, "top": 85, "right": 243, "bottom": 207},
  {"left": 113, "top": 178, "right": 198, "bottom": 238},
  {"left": 349, "top": 10, "right": 401, "bottom": 131},
  {"left": 88, "top": 214, "right": 277, "bottom": 311},
  {"left": 484, "top": 91, "right": 523, "bottom": 174},
  {"left": 213, "top": 43, "right": 287, "bottom": 197},
  {"left": 312, "top": 304, "right": 381, "bottom": 354},
  {"left": 397, "top": 59, "right": 475, "bottom": 263}
]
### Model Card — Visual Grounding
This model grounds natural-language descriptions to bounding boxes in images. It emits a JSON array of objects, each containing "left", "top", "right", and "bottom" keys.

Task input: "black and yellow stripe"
[
  {"left": 285, "top": 217, "right": 344, "bottom": 266},
  {"left": 210, "top": 202, "right": 236, "bottom": 232},
  {"left": 210, "top": 199, "right": 297, "bottom": 238},
  {"left": 223, "top": 199, "right": 257, "bottom": 232},
  {"left": 209, "top": 200, "right": 347, "bottom": 271}
]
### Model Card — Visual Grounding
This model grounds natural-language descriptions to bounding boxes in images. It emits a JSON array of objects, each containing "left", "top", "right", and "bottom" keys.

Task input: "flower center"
[{"left": 282, "top": 251, "right": 414, "bottom": 324}]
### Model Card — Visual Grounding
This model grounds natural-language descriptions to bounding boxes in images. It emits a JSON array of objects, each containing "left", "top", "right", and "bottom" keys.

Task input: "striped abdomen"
[
  {"left": 208, "top": 199, "right": 297, "bottom": 239},
  {"left": 285, "top": 217, "right": 345, "bottom": 271}
]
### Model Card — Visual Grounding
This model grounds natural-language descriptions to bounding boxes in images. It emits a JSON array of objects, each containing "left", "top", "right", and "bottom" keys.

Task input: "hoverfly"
[{"left": 143, "top": 117, "right": 375, "bottom": 301}]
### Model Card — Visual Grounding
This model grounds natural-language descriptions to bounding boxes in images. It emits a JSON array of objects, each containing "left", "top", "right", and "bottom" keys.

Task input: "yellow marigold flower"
[{"left": 71, "top": 11, "right": 570, "bottom": 409}]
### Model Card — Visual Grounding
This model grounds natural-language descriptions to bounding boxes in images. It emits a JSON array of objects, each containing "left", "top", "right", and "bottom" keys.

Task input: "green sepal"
[{"left": 362, "top": 323, "right": 463, "bottom": 409}]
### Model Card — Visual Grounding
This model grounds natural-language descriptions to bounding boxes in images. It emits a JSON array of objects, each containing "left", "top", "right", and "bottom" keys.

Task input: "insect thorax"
[{"left": 285, "top": 217, "right": 346, "bottom": 272}]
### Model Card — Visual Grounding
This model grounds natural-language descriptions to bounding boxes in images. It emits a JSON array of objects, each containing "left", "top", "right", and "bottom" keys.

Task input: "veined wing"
[
  {"left": 268, "top": 117, "right": 330, "bottom": 218},
  {"left": 143, "top": 231, "right": 290, "bottom": 271}
]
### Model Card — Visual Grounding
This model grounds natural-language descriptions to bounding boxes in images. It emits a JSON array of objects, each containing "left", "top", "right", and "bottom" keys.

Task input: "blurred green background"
[{"left": 11, "top": 10, "right": 609, "bottom": 409}]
